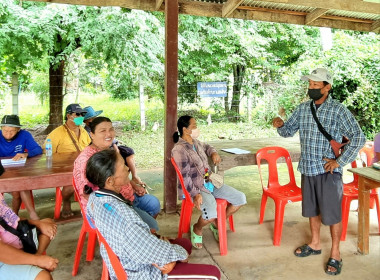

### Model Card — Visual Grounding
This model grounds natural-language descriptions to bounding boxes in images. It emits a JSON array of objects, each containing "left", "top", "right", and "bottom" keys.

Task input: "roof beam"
[
  {"left": 257, "top": 0, "right": 380, "bottom": 15},
  {"left": 29, "top": 0, "right": 157, "bottom": 10},
  {"left": 305, "top": 8, "right": 329, "bottom": 25},
  {"left": 156, "top": 0, "right": 164, "bottom": 10},
  {"left": 371, "top": 20, "right": 380, "bottom": 32},
  {"left": 222, "top": 0, "right": 244, "bottom": 17}
]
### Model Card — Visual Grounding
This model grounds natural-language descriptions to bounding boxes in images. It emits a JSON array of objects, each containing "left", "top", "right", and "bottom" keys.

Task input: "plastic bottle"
[{"left": 46, "top": 139, "right": 52, "bottom": 168}]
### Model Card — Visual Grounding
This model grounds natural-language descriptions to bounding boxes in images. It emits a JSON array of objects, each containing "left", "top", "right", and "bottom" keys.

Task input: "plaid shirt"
[
  {"left": 277, "top": 96, "right": 365, "bottom": 176},
  {"left": 87, "top": 192, "right": 188, "bottom": 280},
  {"left": 172, "top": 138, "right": 217, "bottom": 199}
]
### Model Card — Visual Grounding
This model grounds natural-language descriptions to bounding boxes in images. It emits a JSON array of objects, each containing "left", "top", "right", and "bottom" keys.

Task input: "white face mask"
[{"left": 190, "top": 128, "right": 200, "bottom": 139}]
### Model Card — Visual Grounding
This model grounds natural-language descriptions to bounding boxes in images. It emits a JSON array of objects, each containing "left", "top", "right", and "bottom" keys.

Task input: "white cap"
[{"left": 301, "top": 68, "right": 333, "bottom": 85}]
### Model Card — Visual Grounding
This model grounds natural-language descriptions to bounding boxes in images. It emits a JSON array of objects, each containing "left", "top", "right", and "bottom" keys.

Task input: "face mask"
[
  {"left": 191, "top": 128, "right": 200, "bottom": 139},
  {"left": 308, "top": 88, "right": 323, "bottom": 101},
  {"left": 73, "top": 116, "right": 84, "bottom": 126}
]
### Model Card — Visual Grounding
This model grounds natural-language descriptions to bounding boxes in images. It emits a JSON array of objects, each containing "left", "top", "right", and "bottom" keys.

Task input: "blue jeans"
[{"left": 133, "top": 194, "right": 161, "bottom": 231}]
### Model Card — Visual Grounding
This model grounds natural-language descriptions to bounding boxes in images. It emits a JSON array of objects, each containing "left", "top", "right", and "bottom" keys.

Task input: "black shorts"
[{"left": 301, "top": 172, "right": 343, "bottom": 225}]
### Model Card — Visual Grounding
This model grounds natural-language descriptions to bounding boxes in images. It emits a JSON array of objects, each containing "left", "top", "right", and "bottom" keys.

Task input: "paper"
[
  {"left": 221, "top": 148, "right": 251, "bottom": 154},
  {"left": 1, "top": 158, "right": 27, "bottom": 167}
]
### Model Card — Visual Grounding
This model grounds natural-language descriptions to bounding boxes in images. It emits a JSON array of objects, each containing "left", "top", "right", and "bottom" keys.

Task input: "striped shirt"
[{"left": 277, "top": 96, "right": 365, "bottom": 176}]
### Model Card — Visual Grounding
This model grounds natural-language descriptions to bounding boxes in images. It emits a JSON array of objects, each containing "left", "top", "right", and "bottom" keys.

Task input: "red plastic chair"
[
  {"left": 71, "top": 178, "right": 98, "bottom": 276},
  {"left": 171, "top": 157, "right": 234, "bottom": 256},
  {"left": 256, "top": 146, "right": 302, "bottom": 246},
  {"left": 341, "top": 146, "right": 380, "bottom": 241}
]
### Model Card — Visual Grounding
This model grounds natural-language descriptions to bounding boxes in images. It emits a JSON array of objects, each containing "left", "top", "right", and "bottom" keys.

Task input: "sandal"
[
  {"left": 325, "top": 258, "right": 343, "bottom": 276},
  {"left": 190, "top": 225, "right": 203, "bottom": 249},
  {"left": 294, "top": 244, "right": 322, "bottom": 257},
  {"left": 209, "top": 223, "right": 219, "bottom": 242}
]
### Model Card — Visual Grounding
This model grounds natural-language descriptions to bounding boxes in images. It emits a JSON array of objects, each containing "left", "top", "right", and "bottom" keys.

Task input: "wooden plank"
[
  {"left": 163, "top": 0, "right": 178, "bottom": 214},
  {"left": 155, "top": 0, "right": 164, "bottom": 10},
  {"left": 222, "top": 0, "right": 244, "bottom": 17},
  {"left": 371, "top": 20, "right": 380, "bottom": 32},
  {"left": 305, "top": 8, "right": 329, "bottom": 25}
]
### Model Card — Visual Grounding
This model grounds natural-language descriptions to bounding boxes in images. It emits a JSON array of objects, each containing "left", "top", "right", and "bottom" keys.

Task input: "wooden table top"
[
  {"left": 0, "top": 152, "right": 79, "bottom": 192},
  {"left": 348, "top": 167, "right": 380, "bottom": 183},
  {"left": 208, "top": 136, "right": 301, "bottom": 171}
]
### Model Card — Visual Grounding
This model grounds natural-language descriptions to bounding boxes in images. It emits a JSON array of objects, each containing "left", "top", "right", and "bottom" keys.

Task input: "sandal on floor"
[
  {"left": 294, "top": 244, "right": 322, "bottom": 257},
  {"left": 190, "top": 225, "right": 203, "bottom": 249},
  {"left": 209, "top": 223, "right": 219, "bottom": 242},
  {"left": 325, "top": 258, "right": 343, "bottom": 276}
]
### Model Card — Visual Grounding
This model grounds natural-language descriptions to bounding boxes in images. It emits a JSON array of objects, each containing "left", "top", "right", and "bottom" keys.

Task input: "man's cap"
[
  {"left": 301, "top": 68, "right": 333, "bottom": 85},
  {"left": 83, "top": 106, "right": 103, "bottom": 121},
  {"left": 65, "top": 103, "right": 87, "bottom": 115},
  {"left": 0, "top": 115, "right": 22, "bottom": 127}
]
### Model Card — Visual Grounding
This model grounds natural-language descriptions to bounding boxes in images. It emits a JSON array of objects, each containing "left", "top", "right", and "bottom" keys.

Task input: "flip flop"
[
  {"left": 325, "top": 258, "right": 343, "bottom": 275},
  {"left": 294, "top": 244, "right": 322, "bottom": 257},
  {"left": 190, "top": 225, "right": 203, "bottom": 249},
  {"left": 209, "top": 223, "right": 219, "bottom": 242}
]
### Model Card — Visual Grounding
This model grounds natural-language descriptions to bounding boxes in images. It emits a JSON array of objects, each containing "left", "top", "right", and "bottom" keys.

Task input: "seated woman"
[
  {"left": 73, "top": 116, "right": 160, "bottom": 232},
  {"left": 0, "top": 115, "right": 42, "bottom": 220},
  {"left": 0, "top": 193, "right": 59, "bottom": 280},
  {"left": 85, "top": 149, "right": 221, "bottom": 279},
  {"left": 172, "top": 115, "right": 247, "bottom": 249}
]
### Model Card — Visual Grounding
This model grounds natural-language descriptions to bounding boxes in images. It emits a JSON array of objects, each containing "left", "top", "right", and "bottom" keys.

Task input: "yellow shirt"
[{"left": 44, "top": 124, "right": 91, "bottom": 153}]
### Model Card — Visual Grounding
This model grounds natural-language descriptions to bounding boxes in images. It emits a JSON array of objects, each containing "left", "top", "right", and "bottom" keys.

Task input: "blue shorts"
[
  {"left": 0, "top": 262, "right": 43, "bottom": 280},
  {"left": 133, "top": 194, "right": 161, "bottom": 217},
  {"left": 200, "top": 184, "right": 246, "bottom": 220}
]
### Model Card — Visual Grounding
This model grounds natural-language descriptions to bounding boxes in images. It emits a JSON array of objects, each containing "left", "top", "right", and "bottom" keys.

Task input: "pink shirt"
[
  {"left": 73, "top": 146, "right": 135, "bottom": 214},
  {"left": 0, "top": 193, "right": 22, "bottom": 249}
]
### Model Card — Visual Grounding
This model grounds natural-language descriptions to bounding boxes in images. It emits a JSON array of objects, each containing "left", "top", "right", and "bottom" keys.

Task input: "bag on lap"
[{"left": 0, "top": 218, "right": 38, "bottom": 254}]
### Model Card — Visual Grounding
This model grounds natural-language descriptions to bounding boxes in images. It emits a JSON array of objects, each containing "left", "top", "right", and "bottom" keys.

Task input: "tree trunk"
[
  {"left": 230, "top": 64, "right": 245, "bottom": 120},
  {"left": 224, "top": 81, "right": 230, "bottom": 113},
  {"left": 44, "top": 60, "right": 65, "bottom": 134},
  {"left": 11, "top": 73, "right": 19, "bottom": 115}
]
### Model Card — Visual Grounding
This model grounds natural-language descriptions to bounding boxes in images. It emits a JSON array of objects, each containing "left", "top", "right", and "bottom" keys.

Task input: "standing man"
[
  {"left": 0, "top": 115, "right": 42, "bottom": 220},
  {"left": 272, "top": 68, "right": 365, "bottom": 276},
  {"left": 44, "top": 104, "right": 91, "bottom": 218}
]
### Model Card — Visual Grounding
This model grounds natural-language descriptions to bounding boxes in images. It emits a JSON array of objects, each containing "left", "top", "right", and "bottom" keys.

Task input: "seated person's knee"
[{"left": 35, "top": 270, "right": 53, "bottom": 280}]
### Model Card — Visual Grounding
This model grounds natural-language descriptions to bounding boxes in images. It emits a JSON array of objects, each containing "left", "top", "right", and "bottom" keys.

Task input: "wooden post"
[
  {"left": 164, "top": 0, "right": 179, "bottom": 213},
  {"left": 139, "top": 77, "right": 146, "bottom": 131},
  {"left": 12, "top": 73, "right": 19, "bottom": 115}
]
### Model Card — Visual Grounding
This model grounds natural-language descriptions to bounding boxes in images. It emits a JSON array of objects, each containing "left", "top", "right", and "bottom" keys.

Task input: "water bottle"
[{"left": 46, "top": 139, "right": 52, "bottom": 168}]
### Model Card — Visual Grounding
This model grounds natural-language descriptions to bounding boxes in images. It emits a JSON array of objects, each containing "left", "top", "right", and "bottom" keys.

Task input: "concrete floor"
[{"left": 6, "top": 166, "right": 379, "bottom": 280}]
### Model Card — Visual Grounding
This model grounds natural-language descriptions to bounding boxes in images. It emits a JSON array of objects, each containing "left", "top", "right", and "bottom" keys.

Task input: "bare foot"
[{"left": 61, "top": 210, "right": 74, "bottom": 219}]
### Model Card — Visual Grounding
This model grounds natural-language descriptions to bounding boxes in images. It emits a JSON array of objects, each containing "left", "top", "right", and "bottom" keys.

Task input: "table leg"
[{"left": 357, "top": 176, "right": 370, "bottom": 254}]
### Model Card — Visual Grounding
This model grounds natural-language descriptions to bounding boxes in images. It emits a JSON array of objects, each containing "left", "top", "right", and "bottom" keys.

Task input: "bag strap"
[
  {"left": 309, "top": 101, "right": 333, "bottom": 142},
  {"left": 63, "top": 124, "right": 81, "bottom": 152},
  {"left": 0, "top": 217, "right": 20, "bottom": 237}
]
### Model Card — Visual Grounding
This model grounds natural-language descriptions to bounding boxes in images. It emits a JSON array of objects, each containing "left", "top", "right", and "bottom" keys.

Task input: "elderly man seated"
[{"left": 0, "top": 115, "right": 42, "bottom": 220}]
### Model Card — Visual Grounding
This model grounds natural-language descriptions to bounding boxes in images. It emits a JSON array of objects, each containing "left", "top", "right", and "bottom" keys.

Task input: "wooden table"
[
  {"left": 348, "top": 167, "right": 380, "bottom": 255},
  {"left": 0, "top": 152, "right": 79, "bottom": 193},
  {"left": 208, "top": 136, "right": 301, "bottom": 173}
]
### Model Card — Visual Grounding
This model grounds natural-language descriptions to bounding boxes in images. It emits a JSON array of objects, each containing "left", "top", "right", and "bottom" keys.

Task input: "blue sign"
[{"left": 197, "top": 82, "right": 227, "bottom": 98}]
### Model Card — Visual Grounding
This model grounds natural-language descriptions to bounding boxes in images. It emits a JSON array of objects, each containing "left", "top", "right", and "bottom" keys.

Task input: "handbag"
[
  {"left": 310, "top": 101, "right": 349, "bottom": 158},
  {"left": 0, "top": 218, "right": 38, "bottom": 254},
  {"left": 209, "top": 172, "right": 224, "bottom": 189}
]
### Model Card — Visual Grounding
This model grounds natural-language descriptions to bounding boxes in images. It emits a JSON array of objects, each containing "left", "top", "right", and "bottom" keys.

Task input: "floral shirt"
[
  {"left": 171, "top": 138, "right": 217, "bottom": 199},
  {"left": 0, "top": 193, "right": 22, "bottom": 249},
  {"left": 73, "top": 146, "right": 135, "bottom": 214}
]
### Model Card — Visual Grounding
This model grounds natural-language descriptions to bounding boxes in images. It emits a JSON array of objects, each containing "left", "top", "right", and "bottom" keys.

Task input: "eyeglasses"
[{"left": 74, "top": 112, "right": 86, "bottom": 117}]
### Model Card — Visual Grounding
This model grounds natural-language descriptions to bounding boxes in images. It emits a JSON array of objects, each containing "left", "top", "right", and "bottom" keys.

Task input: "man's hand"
[
  {"left": 35, "top": 255, "right": 59, "bottom": 271},
  {"left": 193, "top": 194, "right": 202, "bottom": 211},
  {"left": 323, "top": 158, "right": 340, "bottom": 174},
  {"left": 152, "top": 261, "right": 176, "bottom": 274},
  {"left": 12, "top": 153, "right": 28, "bottom": 161},
  {"left": 272, "top": 117, "right": 284, "bottom": 128},
  {"left": 211, "top": 152, "right": 221, "bottom": 165}
]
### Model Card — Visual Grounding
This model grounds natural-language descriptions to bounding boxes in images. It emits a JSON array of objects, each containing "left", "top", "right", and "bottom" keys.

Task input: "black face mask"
[{"left": 308, "top": 88, "right": 323, "bottom": 101}]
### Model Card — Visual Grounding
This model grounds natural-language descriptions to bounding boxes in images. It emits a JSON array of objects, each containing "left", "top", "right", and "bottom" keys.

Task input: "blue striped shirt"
[{"left": 277, "top": 96, "right": 365, "bottom": 176}]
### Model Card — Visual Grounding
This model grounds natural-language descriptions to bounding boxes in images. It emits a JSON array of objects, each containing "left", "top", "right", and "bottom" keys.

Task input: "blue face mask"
[{"left": 73, "top": 116, "right": 84, "bottom": 126}]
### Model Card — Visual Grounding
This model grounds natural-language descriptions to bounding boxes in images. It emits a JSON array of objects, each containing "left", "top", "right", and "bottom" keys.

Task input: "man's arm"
[
  {"left": 0, "top": 240, "right": 58, "bottom": 271},
  {"left": 24, "top": 131, "right": 42, "bottom": 157},
  {"left": 273, "top": 105, "right": 301, "bottom": 138}
]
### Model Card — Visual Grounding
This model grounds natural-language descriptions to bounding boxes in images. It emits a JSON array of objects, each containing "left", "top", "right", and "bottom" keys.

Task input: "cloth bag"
[{"left": 209, "top": 172, "right": 224, "bottom": 189}]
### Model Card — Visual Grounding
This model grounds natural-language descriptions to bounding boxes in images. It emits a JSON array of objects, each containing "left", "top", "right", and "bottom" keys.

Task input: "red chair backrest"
[
  {"left": 256, "top": 146, "right": 296, "bottom": 190},
  {"left": 72, "top": 177, "right": 96, "bottom": 229},
  {"left": 171, "top": 157, "right": 193, "bottom": 203},
  {"left": 359, "top": 145, "right": 375, "bottom": 167},
  {"left": 96, "top": 229, "right": 127, "bottom": 280}
]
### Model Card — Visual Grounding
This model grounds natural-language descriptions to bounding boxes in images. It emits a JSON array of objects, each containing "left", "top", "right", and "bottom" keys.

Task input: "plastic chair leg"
[
  {"left": 101, "top": 260, "right": 109, "bottom": 280},
  {"left": 340, "top": 196, "right": 353, "bottom": 241},
  {"left": 54, "top": 187, "right": 63, "bottom": 220},
  {"left": 259, "top": 193, "right": 268, "bottom": 224},
  {"left": 178, "top": 200, "right": 193, "bottom": 238},
  {"left": 216, "top": 199, "right": 228, "bottom": 256},
  {"left": 374, "top": 194, "right": 380, "bottom": 232},
  {"left": 72, "top": 226, "right": 87, "bottom": 276},
  {"left": 273, "top": 200, "right": 286, "bottom": 246},
  {"left": 86, "top": 231, "right": 97, "bottom": 262},
  {"left": 228, "top": 215, "right": 235, "bottom": 232}
]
